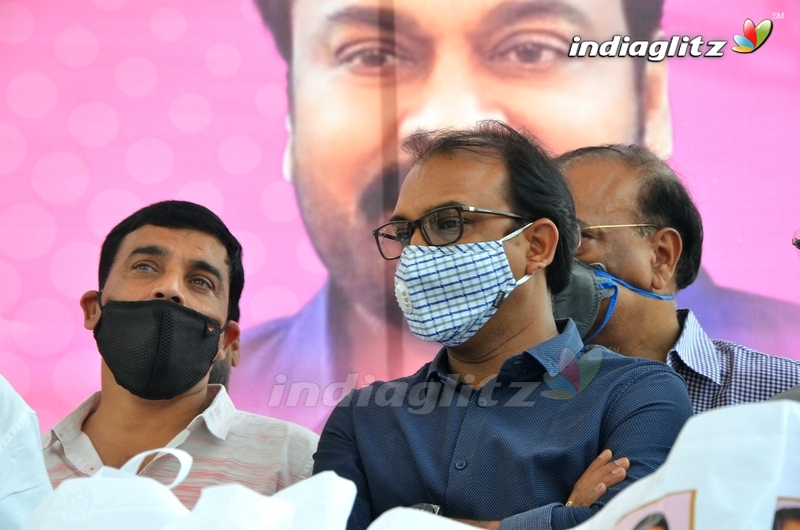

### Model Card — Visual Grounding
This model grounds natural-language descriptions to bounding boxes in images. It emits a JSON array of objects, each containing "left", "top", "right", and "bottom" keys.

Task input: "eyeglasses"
[
  {"left": 578, "top": 223, "right": 658, "bottom": 248},
  {"left": 372, "top": 205, "right": 528, "bottom": 260},
  {"left": 581, "top": 223, "right": 658, "bottom": 232},
  {"left": 793, "top": 229, "right": 800, "bottom": 256}
]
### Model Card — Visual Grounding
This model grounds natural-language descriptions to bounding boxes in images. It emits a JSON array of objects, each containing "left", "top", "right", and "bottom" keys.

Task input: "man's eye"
[
  {"left": 490, "top": 32, "right": 567, "bottom": 69},
  {"left": 393, "top": 227, "right": 411, "bottom": 241},
  {"left": 437, "top": 217, "right": 460, "bottom": 230},
  {"left": 191, "top": 278, "right": 212, "bottom": 289},
  {"left": 336, "top": 41, "right": 405, "bottom": 73},
  {"left": 134, "top": 262, "right": 154, "bottom": 271}
]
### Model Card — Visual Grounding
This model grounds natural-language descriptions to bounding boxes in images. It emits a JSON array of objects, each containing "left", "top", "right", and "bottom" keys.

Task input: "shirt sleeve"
[
  {"left": 501, "top": 367, "right": 694, "bottom": 530},
  {"left": 312, "top": 390, "right": 373, "bottom": 530},
  {"left": 0, "top": 409, "right": 53, "bottom": 530}
]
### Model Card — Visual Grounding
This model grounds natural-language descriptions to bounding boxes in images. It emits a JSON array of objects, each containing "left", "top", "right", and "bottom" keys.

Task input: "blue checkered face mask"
[{"left": 394, "top": 223, "right": 533, "bottom": 347}]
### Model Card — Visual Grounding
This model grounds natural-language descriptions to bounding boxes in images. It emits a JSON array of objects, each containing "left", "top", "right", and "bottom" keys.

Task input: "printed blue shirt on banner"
[{"left": 312, "top": 319, "right": 694, "bottom": 530}]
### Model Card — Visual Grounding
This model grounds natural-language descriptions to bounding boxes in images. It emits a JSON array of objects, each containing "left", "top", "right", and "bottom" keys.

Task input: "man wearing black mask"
[{"left": 42, "top": 201, "right": 318, "bottom": 507}]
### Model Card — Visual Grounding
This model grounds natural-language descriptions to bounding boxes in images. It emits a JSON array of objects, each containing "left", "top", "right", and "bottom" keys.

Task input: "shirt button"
[
  {"left": 455, "top": 460, "right": 467, "bottom": 470},
  {"left": 477, "top": 397, "right": 488, "bottom": 407}
]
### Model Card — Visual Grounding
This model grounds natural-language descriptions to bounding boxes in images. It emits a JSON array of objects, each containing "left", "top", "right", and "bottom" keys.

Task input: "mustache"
[{"left": 358, "top": 162, "right": 412, "bottom": 226}]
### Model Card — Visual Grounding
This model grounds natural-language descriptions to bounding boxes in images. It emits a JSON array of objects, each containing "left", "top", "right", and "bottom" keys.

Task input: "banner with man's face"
[{"left": 0, "top": 0, "right": 797, "bottom": 432}]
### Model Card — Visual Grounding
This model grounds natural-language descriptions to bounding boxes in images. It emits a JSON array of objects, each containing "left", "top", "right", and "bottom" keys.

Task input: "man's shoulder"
[
  {"left": 583, "top": 344, "right": 679, "bottom": 378},
  {"left": 228, "top": 408, "right": 320, "bottom": 445},
  {"left": 712, "top": 339, "right": 800, "bottom": 393}
]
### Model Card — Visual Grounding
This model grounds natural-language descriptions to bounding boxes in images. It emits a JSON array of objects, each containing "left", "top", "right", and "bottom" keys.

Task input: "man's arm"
[
  {"left": 543, "top": 368, "right": 693, "bottom": 529},
  {"left": 312, "top": 390, "right": 373, "bottom": 530},
  {"left": 465, "top": 368, "right": 692, "bottom": 530}
]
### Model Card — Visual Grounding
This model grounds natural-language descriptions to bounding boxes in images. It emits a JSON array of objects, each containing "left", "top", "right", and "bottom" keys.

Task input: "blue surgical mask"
[{"left": 394, "top": 223, "right": 532, "bottom": 347}]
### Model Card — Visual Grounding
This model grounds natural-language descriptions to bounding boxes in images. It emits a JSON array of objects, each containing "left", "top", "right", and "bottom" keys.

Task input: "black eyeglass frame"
[{"left": 372, "top": 205, "right": 529, "bottom": 260}]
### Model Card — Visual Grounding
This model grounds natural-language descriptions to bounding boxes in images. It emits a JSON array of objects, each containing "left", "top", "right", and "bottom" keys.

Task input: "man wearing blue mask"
[
  {"left": 554, "top": 145, "right": 800, "bottom": 413},
  {"left": 313, "top": 122, "right": 693, "bottom": 530}
]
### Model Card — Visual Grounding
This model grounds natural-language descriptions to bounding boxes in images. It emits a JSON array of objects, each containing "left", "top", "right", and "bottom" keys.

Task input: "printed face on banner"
[
  {"left": 613, "top": 490, "right": 695, "bottom": 530},
  {"left": 287, "top": 0, "right": 669, "bottom": 315}
]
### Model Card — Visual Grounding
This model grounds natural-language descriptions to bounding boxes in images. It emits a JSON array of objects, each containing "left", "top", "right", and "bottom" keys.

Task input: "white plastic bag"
[
  {"left": 22, "top": 448, "right": 191, "bottom": 530},
  {"left": 571, "top": 401, "right": 800, "bottom": 530},
  {"left": 272, "top": 471, "right": 357, "bottom": 530}
]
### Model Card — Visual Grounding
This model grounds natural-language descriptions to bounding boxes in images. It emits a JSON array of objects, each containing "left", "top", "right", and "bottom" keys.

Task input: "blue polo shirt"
[{"left": 313, "top": 319, "right": 693, "bottom": 530}]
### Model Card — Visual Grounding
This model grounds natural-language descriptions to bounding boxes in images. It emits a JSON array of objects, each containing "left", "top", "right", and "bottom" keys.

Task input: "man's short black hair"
[
  {"left": 555, "top": 144, "right": 703, "bottom": 291},
  {"left": 774, "top": 508, "right": 800, "bottom": 530},
  {"left": 98, "top": 200, "right": 245, "bottom": 322},
  {"left": 253, "top": 0, "right": 665, "bottom": 65},
  {"left": 402, "top": 120, "right": 578, "bottom": 295}
]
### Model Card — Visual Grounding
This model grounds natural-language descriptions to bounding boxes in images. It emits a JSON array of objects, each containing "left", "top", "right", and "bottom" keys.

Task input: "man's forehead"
[
  {"left": 395, "top": 151, "right": 510, "bottom": 215},
  {"left": 295, "top": 0, "right": 615, "bottom": 37},
  {"left": 117, "top": 225, "right": 227, "bottom": 262}
]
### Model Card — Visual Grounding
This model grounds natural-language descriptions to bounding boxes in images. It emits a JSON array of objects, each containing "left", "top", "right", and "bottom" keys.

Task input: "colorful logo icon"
[
  {"left": 732, "top": 18, "right": 773, "bottom": 53},
  {"left": 541, "top": 346, "right": 603, "bottom": 400}
]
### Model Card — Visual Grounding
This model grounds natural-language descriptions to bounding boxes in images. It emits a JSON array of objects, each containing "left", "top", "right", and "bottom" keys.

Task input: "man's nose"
[
  {"left": 397, "top": 62, "right": 508, "bottom": 139},
  {"left": 151, "top": 273, "right": 185, "bottom": 305}
]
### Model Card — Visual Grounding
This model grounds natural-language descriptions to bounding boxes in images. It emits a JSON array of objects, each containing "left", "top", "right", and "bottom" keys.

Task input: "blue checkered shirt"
[{"left": 668, "top": 309, "right": 800, "bottom": 414}]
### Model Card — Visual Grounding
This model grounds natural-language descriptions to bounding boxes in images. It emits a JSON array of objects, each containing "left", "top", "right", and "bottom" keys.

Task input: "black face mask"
[{"left": 93, "top": 295, "right": 226, "bottom": 400}]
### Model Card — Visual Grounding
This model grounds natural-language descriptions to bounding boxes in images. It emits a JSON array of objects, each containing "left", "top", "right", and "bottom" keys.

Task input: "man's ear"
[
  {"left": 642, "top": 30, "right": 673, "bottom": 159},
  {"left": 216, "top": 321, "right": 241, "bottom": 361},
  {"left": 80, "top": 290, "right": 102, "bottom": 330},
  {"left": 229, "top": 339, "right": 241, "bottom": 367},
  {"left": 523, "top": 218, "right": 559, "bottom": 276},
  {"left": 650, "top": 227, "right": 682, "bottom": 292}
]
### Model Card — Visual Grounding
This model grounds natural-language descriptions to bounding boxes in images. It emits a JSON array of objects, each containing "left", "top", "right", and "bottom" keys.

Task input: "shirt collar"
[
  {"left": 47, "top": 392, "right": 102, "bottom": 447},
  {"left": 46, "top": 385, "right": 237, "bottom": 446},
  {"left": 425, "top": 318, "right": 584, "bottom": 382},
  {"left": 185, "top": 384, "right": 237, "bottom": 440},
  {"left": 668, "top": 309, "right": 723, "bottom": 386}
]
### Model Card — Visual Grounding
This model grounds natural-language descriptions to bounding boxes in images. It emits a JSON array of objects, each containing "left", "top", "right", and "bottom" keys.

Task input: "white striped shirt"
[{"left": 42, "top": 385, "right": 318, "bottom": 508}]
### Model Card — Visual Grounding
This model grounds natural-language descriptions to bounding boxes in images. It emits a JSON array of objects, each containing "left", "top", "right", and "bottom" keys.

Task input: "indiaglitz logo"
[
  {"left": 540, "top": 346, "right": 603, "bottom": 400},
  {"left": 732, "top": 18, "right": 773, "bottom": 53},
  {"left": 569, "top": 17, "right": 776, "bottom": 61}
]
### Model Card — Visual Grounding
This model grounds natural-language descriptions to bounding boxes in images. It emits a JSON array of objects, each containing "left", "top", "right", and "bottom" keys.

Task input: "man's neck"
[
  {"left": 445, "top": 309, "right": 558, "bottom": 388},
  {"left": 594, "top": 298, "right": 682, "bottom": 363},
  {"left": 82, "top": 372, "right": 211, "bottom": 468},
  {"left": 445, "top": 280, "right": 559, "bottom": 388}
]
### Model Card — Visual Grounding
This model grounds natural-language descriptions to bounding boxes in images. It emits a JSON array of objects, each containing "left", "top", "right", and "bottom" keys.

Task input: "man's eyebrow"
[
  {"left": 483, "top": 0, "right": 589, "bottom": 29},
  {"left": 128, "top": 245, "right": 167, "bottom": 259},
  {"left": 327, "top": 5, "right": 424, "bottom": 37},
  {"left": 389, "top": 201, "right": 466, "bottom": 222},
  {"left": 189, "top": 260, "right": 224, "bottom": 288}
]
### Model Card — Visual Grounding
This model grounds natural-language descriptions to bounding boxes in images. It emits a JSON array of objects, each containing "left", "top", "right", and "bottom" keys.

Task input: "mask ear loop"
[
  {"left": 594, "top": 269, "right": 675, "bottom": 301},
  {"left": 493, "top": 221, "right": 536, "bottom": 308},
  {"left": 583, "top": 281, "right": 618, "bottom": 344}
]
